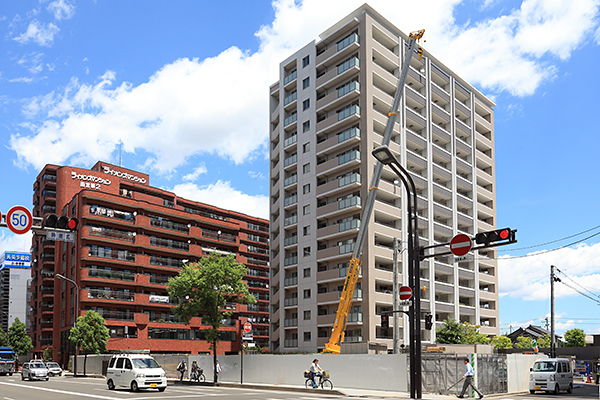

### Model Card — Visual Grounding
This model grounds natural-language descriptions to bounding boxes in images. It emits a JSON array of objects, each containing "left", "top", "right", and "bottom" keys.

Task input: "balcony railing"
[
  {"left": 339, "top": 219, "right": 360, "bottom": 232},
  {"left": 89, "top": 226, "right": 135, "bottom": 242},
  {"left": 284, "top": 298, "right": 298, "bottom": 307},
  {"left": 149, "top": 218, "right": 189, "bottom": 234},
  {"left": 87, "top": 268, "right": 135, "bottom": 282},
  {"left": 337, "top": 57, "right": 359, "bottom": 74},
  {"left": 150, "top": 237, "right": 189, "bottom": 251},
  {"left": 283, "top": 70, "right": 297, "bottom": 85},
  {"left": 284, "top": 113, "right": 297, "bottom": 127},
  {"left": 338, "top": 104, "right": 360, "bottom": 121},
  {"left": 149, "top": 255, "right": 185, "bottom": 268},
  {"left": 283, "top": 92, "right": 297, "bottom": 106},
  {"left": 88, "top": 289, "right": 135, "bottom": 301},
  {"left": 284, "top": 236, "right": 298, "bottom": 246},
  {"left": 284, "top": 276, "right": 298, "bottom": 286},
  {"left": 89, "top": 205, "right": 135, "bottom": 222},
  {"left": 338, "top": 126, "right": 360, "bottom": 144},
  {"left": 284, "top": 134, "right": 297, "bottom": 147},
  {"left": 284, "top": 318, "right": 298, "bottom": 327},
  {"left": 284, "top": 339, "right": 298, "bottom": 347},
  {"left": 284, "top": 154, "right": 297, "bottom": 168},
  {"left": 338, "top": 173, "right": 360, "bottom": 188},
  {"left": 89, "top": 247, "right": 135, "bottom": 262},
  {"left": 202, "top": 229, "right": 236, "bottom": 243},
  {"left": 339, "top": 196, "right": 360, "bottom": 210},
  {"left": 284, "top": 256, "right": 297, "bottom": 267},
  {"left": 337, "top": 33, "right": 359, "bottom": 51},
  {"left": 284, "top": 215, "right": 297, "bottom": 227},
  {"left": 284, "top": 195, "right": 297, "bottom": 207},
  {"left": 284, "top": 174, "right": 297, "bottom": 187}
]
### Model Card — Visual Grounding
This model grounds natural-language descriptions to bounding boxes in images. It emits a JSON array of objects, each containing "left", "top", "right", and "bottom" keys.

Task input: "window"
[
  {"left": 303, "top": 226, "right": 311, "bottom": 236},
  {"left": 304, "top": 331, "right": 311, "bottom": 341},
  {"left": 303, "top": 163, "right": 310, "bottom": 174},
  {"left": 303, "top": 205, "right": 310, "bottom": 215},
  {"left": 303, "top": 99, "right": 310, "bottom": 110},
  {"left": 303, "top": 77, "right": 310, "bottom": 89},
  {"left": 303, "top": 121, "right": 310, "bottom": 133},
  {"left": 303, "top": 142, "right": 310, "bottom": 152},
  {"left": 303, "top": 184, "right": 310, "bottom": 194},
  {"left": 303, "top": 268, "right": 311, "bottom": 278},
  {"left": 304, "top": 289, "right": 311, "bottom": 298},
  {"left": 304, "top": 310, "right": 311, "bottom": 320},
  {"left": 303, "top": 247, "right": 311, "bottom": 257},
  {"left": 302, "top": 55, "right": 310, "bottom": 68}
]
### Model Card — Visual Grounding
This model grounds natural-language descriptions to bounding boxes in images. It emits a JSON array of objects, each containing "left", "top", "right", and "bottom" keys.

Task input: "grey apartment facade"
[{"left": 269, "top": 4, "right": 498, "bottom": 353}]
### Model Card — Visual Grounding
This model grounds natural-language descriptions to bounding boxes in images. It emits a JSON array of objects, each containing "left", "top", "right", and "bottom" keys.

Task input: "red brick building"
[{"left": 30, "top": 161, "right": 269, "bottom": 365}]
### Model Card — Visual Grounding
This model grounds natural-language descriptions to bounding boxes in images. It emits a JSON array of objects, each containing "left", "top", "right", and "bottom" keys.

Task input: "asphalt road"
[
  {"left": 493, "top": 383, "right": 599, "bottom": 399},
  {"left": 0, "top": 374, "right": 346, "bottom": 400}
]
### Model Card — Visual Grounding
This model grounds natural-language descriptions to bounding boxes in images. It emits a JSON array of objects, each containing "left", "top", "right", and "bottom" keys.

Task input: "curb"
[{"left": 170, "top": 380, "right": 347, "bottom": 396}]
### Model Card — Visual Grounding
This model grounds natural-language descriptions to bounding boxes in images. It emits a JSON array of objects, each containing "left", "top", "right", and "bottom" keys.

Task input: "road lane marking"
[{"left": 0, "top": 381, "right": 122, "bottom": 400}]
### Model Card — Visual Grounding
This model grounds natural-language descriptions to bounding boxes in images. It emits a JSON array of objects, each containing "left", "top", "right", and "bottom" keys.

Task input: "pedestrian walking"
[
  {"left": 215, "top": 360, "right": 221, "bottom": 382},
  {"left": 177, "top": 359, "right": 187, "bottom": 381},
  {"left": 458, "top": 358, "right": 483, "bottom": 399}
]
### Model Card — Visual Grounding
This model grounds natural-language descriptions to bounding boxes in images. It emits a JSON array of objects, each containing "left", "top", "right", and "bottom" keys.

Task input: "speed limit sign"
[{"left": 6, "top": 206, "right": 33, "bottom": 235}]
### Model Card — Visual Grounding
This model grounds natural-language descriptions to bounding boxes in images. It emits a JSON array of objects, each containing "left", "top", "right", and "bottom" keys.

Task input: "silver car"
[
  {"left": 21, "top": 361, "right": 49, "bottom": 381},
  {"left": 45, "top": 362, "right": 63, "bottom": 376}
]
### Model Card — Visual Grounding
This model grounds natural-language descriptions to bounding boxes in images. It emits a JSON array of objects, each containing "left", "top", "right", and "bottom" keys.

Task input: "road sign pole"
[{"left": 393, "top": 237, "right": 399, "bottom": 355}]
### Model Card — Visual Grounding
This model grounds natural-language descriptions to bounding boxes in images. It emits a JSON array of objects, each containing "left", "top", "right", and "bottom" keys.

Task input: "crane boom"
[{"left": 323, "top": 29, "right": 424, "bottom": 354}]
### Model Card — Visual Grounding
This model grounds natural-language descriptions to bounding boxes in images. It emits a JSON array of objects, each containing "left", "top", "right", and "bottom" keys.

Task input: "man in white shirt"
[
  {"left": 458, "top": 358, "right": 483, "bottom": 399},
  {"left": 309, "top": 359, "right": 324, "bottom": 388}
]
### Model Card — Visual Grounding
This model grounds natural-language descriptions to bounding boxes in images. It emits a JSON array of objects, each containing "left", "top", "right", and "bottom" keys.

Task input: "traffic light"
[
  {"left": 475, "top": 227, "right": 513, "bottom": 245},
  {"left": 44, "top": 214, "right": 79, "bottom": 231},
  {"left": 381, "top": 314, "right": 389, "bottom": 329},
  {"left": 425, "top": 314, "right": 433, "bottom": 330}
]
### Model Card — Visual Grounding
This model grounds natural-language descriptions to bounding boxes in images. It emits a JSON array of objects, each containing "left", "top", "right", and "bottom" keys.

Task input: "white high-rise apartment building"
[{"left": 269, "top": 4, "right": 498, "bottom": 353}]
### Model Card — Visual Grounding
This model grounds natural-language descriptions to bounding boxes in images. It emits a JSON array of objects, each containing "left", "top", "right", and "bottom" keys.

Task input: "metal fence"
[{"left": 422, "top": 354, "right": 507, "bottom": 395}]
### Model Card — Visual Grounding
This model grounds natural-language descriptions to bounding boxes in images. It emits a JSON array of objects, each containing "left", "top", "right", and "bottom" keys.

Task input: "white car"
[
  {"left": 529, "top": 358, "right": 573, "bottom": 394},
  {"left": 45, "top": 362, "right": 63, "bottom": 376},
  {"left": 106, "top": 354, "right": 167, "bottom": 392},
  {"left": 21, "top": 361, "right": 49, "bottom": 381}
]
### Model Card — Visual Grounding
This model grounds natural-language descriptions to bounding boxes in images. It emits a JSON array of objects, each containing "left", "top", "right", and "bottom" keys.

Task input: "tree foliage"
[
  {"left": 537, "top": 334, "right": 551, "bottom": 348},
  {"left": 564, "top": 328, "right": 586, "bottom": 347},
  {"left": 43, "top": 347, "right": 53, "bottom": 361},
  {"left": 168, "top": 253, "right": 256, "bottom": 382},
  {"left": 462, "top": 322, "right": 490, "bottom": 344},
  {"left": 514, "top": 336, "right": 535, "bottom": 349},
  {"left": 491, "top": 335, "right": 513, "bottom": 349},
  {"left": 0, "top": 329, "right": 8, "bottom": 347},
  {"left": 436, "top": 318, "right": 464, "bottom": 344},
  {"left": 8, "top": 318, "right": 33, "bottom": 357},
  {"left": 69, "top": 310, "right": 110, "bottom": 375}
]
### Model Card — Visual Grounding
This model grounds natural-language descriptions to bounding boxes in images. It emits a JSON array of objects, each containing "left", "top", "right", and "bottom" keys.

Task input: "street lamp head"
[
  {"left": 372, "top": 145, "right": 397, "bottom": 165},
  {"left": 55, "top": 273, "right": 65, "bottom": 280}
]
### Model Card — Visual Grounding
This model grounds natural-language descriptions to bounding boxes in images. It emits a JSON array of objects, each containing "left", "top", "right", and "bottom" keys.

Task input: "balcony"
[
  {"left": 150, "top": 236, "right": 189, "bottom": 252},
  {"left": 284, "top": 256, "right": 297, "bottom": 266},
  {"left": 284, "top": 276, "right": 298, "bottom": 286},
  {"left": 87, "top": 288, "right": 135, "bottom": 302},
  {"left": 283, "top": 70, "right": 297, "bottom": 86},
  {"left": 86, "top": 268, "right": 135, "bottom": 282},
  {"left": 149, "top": 218, "right": 190, "bottom": 234},
  {"left": 88, "top": 247, "right": 135, "bottom": 262},
  {"left": 89, "top": 226, "right": 135, "bottom": 242},
  {"left": 284, "top": 318, "right": 298, "bottom": 327}
]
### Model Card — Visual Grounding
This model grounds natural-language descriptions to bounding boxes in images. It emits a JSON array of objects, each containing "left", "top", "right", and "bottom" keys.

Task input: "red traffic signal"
[
  {"left": 43, "top": 214, "right": 78, "bottom": 231},
  {"left": 475, "top": 228, "right": 513, "bottom": 245},
  {"left": 381, "top": 314, "right": 389, "bottom": 329}
]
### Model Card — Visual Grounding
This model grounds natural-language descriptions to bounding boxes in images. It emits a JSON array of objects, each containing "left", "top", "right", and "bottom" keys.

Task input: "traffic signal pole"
[{"left": 550, "top": 265, "right": 556, "bottom": 358}]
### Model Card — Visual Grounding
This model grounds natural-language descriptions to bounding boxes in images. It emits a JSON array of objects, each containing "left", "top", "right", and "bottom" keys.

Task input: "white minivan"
[
  {"left": 106, "top": 354, "right": 167, "bottom": 392},
  {"left": 529, "top": 358, "right": 573, "bottom": 394}
]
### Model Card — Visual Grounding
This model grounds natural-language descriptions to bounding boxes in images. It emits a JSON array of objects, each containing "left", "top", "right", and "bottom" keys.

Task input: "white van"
[
  {"left": 529, "top": 358, "right": 573, "bottom": 394},
  {"left": 106, "top": 354, "right": 167, "bottom": 392}
]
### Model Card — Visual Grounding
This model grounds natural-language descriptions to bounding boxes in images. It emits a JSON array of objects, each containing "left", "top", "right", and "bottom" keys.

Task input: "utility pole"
[
  {"left": 393, "top": 237, "right": 399, "bottom": 354},
  {"left": 550, "top": 265, "right": 556, "bottom": 358}
]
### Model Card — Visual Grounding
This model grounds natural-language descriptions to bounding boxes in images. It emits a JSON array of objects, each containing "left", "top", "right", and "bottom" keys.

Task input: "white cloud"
[
  {"left": 499, "top": 242, "right": 600, "bottom": 302},
  {"left": 0, "top": 231, "right": 33, "bottom": 255},
  {"left": 8, "top": 0, "right": 600, "bottom": 171},
  {"left": 248, "top": 171, "right": 265, "bottom": 180},
  {"left": 182, "top": 164, "right": 208, "bottom": 182},
  {"left": 47, "top": 0, "right": 75, "bottom": 21},
  {"left": 13, "top": 20, "right": 59, "bottom": 47},
  {"left": 170, "top": 181, "right": 268, "bottom": 219}
]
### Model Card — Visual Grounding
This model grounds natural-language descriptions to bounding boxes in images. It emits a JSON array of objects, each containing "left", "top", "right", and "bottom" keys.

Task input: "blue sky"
[{"left": 1, "top": 0, "right": 600, "bottom": 337}]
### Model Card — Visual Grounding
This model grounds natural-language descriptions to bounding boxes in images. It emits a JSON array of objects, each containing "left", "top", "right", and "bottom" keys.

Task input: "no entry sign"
[
  {"left": 450, "top": 234, "right": 472, "bottom": 257},
  {"left": 243, "top": 322, "right": 252, "bottom": 333},
  {"left": 399, "top": 286, "right": 413, "bottom": 301}
]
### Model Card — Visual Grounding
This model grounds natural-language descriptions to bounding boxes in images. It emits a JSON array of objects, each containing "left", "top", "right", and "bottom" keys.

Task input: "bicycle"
[
  {"left": 190, "top": 368, "right": 206, "bottom": 382},
  {"left": 304, "top": 371, "right": 333, "bottom": 389}
]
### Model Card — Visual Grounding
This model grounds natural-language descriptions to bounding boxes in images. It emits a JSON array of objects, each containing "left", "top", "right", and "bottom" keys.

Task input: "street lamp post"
[
  {"left": 55, "top": 274, "right": 79, "bottom": 376},
  {"left": 372, "top": 145, "right": 422, "bottom": 399}
]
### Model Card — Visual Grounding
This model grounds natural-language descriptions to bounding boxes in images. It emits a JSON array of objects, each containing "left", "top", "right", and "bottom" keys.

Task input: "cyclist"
[
  {"left": 309, "top": 359, "right": 324, "bottom": 388},
  {"left": 190, "top": 361, "right": 199, "bottom": 381}
]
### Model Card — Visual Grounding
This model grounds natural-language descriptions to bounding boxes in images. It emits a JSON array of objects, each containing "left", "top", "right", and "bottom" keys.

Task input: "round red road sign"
[
  {"left": 450, "top": 234, "right": 472, "bottom": 257},
  {"left": 6, "top": 205, "right": 33, "bottom": 235},
  {"left": 243, "top": 322, "right": 252, "bottom": 333},
  {"left": 399, "top": 286, "right": 413, "bottom": 301}
]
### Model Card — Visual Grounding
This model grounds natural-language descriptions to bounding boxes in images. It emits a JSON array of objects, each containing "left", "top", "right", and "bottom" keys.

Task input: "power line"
[
  {"left": 497, "top": 223, "right": 600, "bottom": 252},
  {"left": 557, "top": 280, "right": 600, "bottom": 305},
  {"left": 555, "top": 267, "right": 600, "bottom": 301}
]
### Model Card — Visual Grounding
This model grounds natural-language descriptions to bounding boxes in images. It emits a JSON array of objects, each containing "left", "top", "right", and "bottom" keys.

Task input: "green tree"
[
  {"left": 462, "top": 322, "right": 490, "bottom": 344},
  {"left": 8, "top": 318, "right": 33, "bottom": 364},
  {"left": 0, "top": 329, "right": 8, "bottom": 347},
  {"left": 491, "top": 335, "right": 513, "bottom": 349},
  {"left": 537, "top": 334, "right": 551, "bottom": 348},
  {"left": 168, "top": 253, "right": 256, "bottom": 382},
  {"left": 436, "top": 318, "right": 464, "bottom": 344},
  {"left": 514, "top": 335, "right": 535, "bottom": 349},
  {"left": 564, "top": 328, "right": 586, "bottom": 347},
  {"left": 69, "top": 310, "right": 110, "bottom": 375},
  {"left": 43, "top": 347, "right": 53, "bottom": 361}
]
